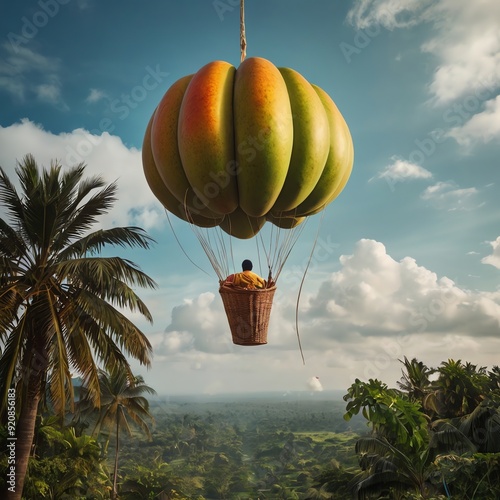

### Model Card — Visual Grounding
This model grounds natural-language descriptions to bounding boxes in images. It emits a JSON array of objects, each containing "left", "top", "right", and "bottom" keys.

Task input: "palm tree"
[
  {"left": 0, "top": 155, "right": 156, "bottom": 499},
  {"left": 82, "top": 368, "right": 156, "bottom": 499},
  {"left": 397, "top": 357, "right": 434, "bottom": 403},
  {"left": 353, "top": 435, "right": 437, "bottom": 499},
  {"left": 424, "top": 359, "right": 488, "bottom": 418},
  {"left": 458, "top": 399, "right": 500, "bottom": 453}
]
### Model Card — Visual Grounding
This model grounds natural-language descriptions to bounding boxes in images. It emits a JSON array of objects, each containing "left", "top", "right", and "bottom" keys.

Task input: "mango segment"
[
  {"left": 271, "top": 67, "right": 330, "bottom": 213},
  {"left": 266, "top": 213, "right": 305, "bottom": 229},
  {"left": 220, "top": 207, "right": 266, "bottom": 239},
  {"left": 283, "top": 84, "right": 354, "bottom": 217},
  {"left": 234, "top": 57, "right": 293, "bottom": 217},
  {"left": 151, "top": 74, "right": 221, "bottom": 220},
  {"left": 178, "top": 61, "right": 238, "bottom": 215},
  {"left": 143, "top": 112, "right": 221, "bottom": 228}
]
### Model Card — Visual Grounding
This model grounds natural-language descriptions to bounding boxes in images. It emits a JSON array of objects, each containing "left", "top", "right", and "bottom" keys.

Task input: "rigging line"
[
  {"left": 263, "top": 229, "right": 274, "bottom": 280},
  {"left": 277, "top": 220, "right": 297, "bottom": 268},
  {"left": 188, "top": 211, "right": 224, "bottom": 280},
  {"left": 203, "top": 227, "right": 226, "bottom": 280},
  {"left": 215, "top": 227, "right": 228, "bottom": 278},
  {"left": 272, "top": 224, "right": 286, "bottom": 277},
  {"left": 262, "top": 223, "right": 276, "bottom": 273},
  {"left": 206, "top": 227, "right": 220, "bottom": 269},
  {"left": 164, "top": 208, "right": 211, "bottom": 278},
  {"left": 273, "top": 213, "right": 301, "bottom": 274},
  {"left": 294, "top": 209, "right": 327, "bottom": 366},
  {"left": 215, "top": 226, "right": 231, "bottom": 278},
  {"left": 211, "top": 219, "right": 232, "bottom": 279},
  {"left": 255, "top": 232, "right": 263, "bottom": 277},
  {"left": 269, "top": 223, "right": 282, "bottom": 269},
  {"left": 225, "top": 225, "right": 235, "bottom": 275},
  {"left": 268, "top": 220, "right": 287, "bottom": 278},
  {"left": 274, "top": 219, "right": 308, "bottom": 282},
  {"left": 182, "top": 192, "right": 228, "bottom": 281},
  {"left": 185, "top": 207, "right": 220, "bottom": 277},
  {"left": 210, "top": 220, "right": 230, "bottom": 276},
  {"left": 271, "top": 211, "right": 308, "bottom": 282},
  {"left": 270, "top": 219, "right": 283, "bottom": 270},
  {"left": 271, "top": 222, "right": 283, "bottom": 273},
  {"left": 192, "top": 226, "right": 214, "bottom": 272},
  {"left": 256, "top": 228, "right": 273, "bottom": 281}
]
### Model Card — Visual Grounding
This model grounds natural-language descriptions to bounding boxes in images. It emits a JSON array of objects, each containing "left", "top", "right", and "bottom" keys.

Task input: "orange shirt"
[{"left": 226, "top": 270, "right": 266, "bottom": 289}]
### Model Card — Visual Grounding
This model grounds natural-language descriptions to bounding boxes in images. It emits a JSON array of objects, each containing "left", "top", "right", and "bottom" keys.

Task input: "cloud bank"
[
  {"left": 347, "top": 0, "right": 500, "bottom": 147},
  {"left": 149, "top": 239, "right": 500, "bottom": 389},
  {"left": 0, "top": 119, "right": 163, "bottom": 230}
]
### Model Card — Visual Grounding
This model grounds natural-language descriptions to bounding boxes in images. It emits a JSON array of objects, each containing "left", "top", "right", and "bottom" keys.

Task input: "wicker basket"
[{"left": 219, "top": 284, "right": 276, "bottom": 345}]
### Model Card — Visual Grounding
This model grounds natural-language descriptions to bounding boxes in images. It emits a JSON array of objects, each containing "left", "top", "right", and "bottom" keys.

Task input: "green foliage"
[
  {"left": 397, "top": 357, "right": 434, "bottom": 404},
  {"left": 15, "top": 422, "right": 111, "bottom": 499},
  {"left": 424, "top": 360, "right": 490, "bottom": 419},
  {"left": 77, "top": 368, "right": 156, "bottom": 500},
  {"left": 342, "top": 358, "right": 500, "bottom": 499},
  {"left": 120, "top": 454, "right": 200, "bottom": 499},
  {"left": 0, "top": 155, "right": 156, "bottom": 498},
  {"left": 0, "top": 155, "right": 157, "bottom": 416},
  {"left": 344, "top": 378, "right": 429, "bottom": 453},
  {"left": 111, "top": 396, "right": 360, "bottom": 499},
  {"left": 430, "top": 453, "right": 500, "bottom": 499}
]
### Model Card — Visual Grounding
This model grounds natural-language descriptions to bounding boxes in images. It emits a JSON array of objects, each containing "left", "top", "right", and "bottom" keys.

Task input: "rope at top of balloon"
[{"left": 240, "top": 0, "right": 247, "bottom": 62}]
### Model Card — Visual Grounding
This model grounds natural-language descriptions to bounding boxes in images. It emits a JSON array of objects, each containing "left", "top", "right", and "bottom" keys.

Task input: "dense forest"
[{"left": 2, "top": 357, "right": 500, "bottom": 499}]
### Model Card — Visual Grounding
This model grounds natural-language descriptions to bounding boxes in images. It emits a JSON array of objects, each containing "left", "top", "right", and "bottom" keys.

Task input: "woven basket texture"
[{"left": 219, "top": 285, "right": 276, "bottom": 345}]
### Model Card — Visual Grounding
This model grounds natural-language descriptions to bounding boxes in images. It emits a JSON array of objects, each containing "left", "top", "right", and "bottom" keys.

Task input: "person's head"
[{"left": 242, "top": 259, "right": 253, "bottom": 271}]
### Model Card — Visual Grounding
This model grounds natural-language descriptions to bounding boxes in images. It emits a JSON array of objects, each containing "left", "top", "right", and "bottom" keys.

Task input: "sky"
[{"left": 1, "top": 0, "right": 499, "bottom": 398}]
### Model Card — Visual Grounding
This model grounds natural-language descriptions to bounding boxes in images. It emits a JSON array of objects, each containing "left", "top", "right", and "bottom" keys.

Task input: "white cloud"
[
  {"left": 482, "top": 236, "right": 500, "bottom": 269},
  {"left": 420, "top": 181, "right": 481, "bottom": 211},
  {"left": 346, "top": 0, "right": 500, "bottom": 149},
  {"left": 447, "top": 95, "right": 500, "bottom": 148},
  {"left": 422, "top": 3, "right": 500, "bottom": 105},
  {"left": 157, "top": 239, "right": 500, "bottom": 353},
  {"left": 145, "top": 238, "right": 500, "bottom": 394},
  {"left": 85, "top": 88, "right": 107, "bottom": 104},
  {"left": 163, "top": 292, "right": 233, "bottom": 354},
  {"left": 346, "top": 0, "right": 434, "bottom": 30},
  {"left": 0, "top": 119, "right": 165, "bottom": 230},
  {"left": 0, "top": 43, "right": 66, "bottom": 107},
  {"left": 36, "top": 82, "right": 63, "bottom": 104},
  {"left": 373, "top": 157, "right": 432, "bottom": 183}
]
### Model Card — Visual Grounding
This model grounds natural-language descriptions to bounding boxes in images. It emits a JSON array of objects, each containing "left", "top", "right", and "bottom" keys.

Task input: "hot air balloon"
[{"left": 142, "top": 4, "right": 353, "bottom": 348}]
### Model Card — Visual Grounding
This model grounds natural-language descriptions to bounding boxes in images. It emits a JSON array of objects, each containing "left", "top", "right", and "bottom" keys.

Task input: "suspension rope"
[
  {"left": 164, "top": 208, "right": 211, "bottom": 278},
  {"left": 294, "top": 209, "right": 327, "bottom": 365}
]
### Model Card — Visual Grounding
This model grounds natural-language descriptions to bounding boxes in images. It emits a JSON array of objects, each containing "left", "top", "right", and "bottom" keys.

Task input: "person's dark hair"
[{"left": 242, "top": 259, "right": 253, "bottom": 271}]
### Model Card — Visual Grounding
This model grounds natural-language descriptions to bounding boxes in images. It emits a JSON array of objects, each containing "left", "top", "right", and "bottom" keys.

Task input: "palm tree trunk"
[
  {"left": 4, "top": 345, "right": 46, "bottom": 500},
  {"left": 112, "top": 412, "right": 120, "bottom": 500},
  {"left": 8, "top": 390, "right": 42, "bottom": 500}
]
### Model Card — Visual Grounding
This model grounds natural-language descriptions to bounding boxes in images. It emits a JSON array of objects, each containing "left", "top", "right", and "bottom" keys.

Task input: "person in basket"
[{"left": 224, "top": 259, "right": 266, "bottom": 289}]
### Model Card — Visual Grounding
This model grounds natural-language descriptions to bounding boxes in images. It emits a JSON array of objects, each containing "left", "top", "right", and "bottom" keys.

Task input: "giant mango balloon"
[{"left": 142, "top": 57, "right": 354, "bottom": 239}]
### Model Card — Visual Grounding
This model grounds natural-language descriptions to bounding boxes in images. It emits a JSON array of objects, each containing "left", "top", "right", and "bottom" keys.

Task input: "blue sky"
[{"left": 1, "top": 0, "right": 500, "bottom": 396}]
